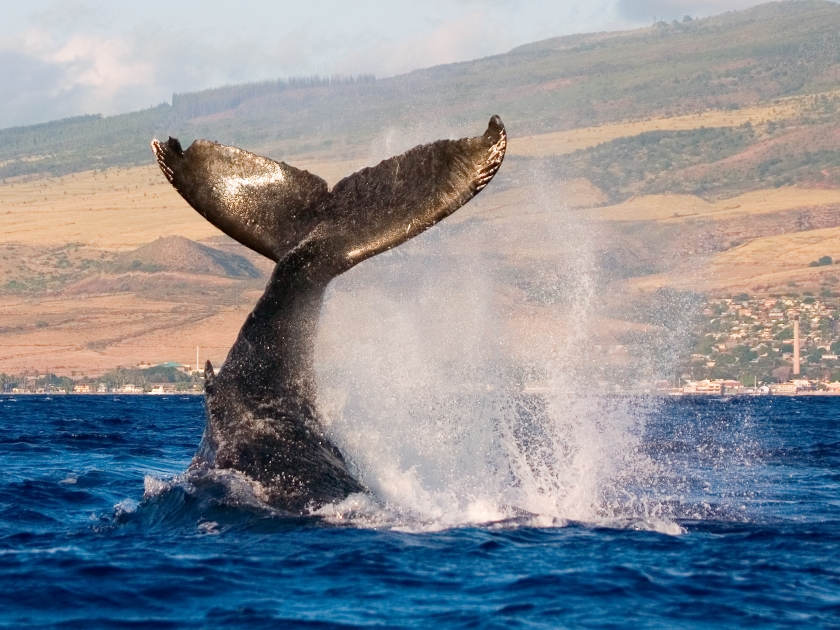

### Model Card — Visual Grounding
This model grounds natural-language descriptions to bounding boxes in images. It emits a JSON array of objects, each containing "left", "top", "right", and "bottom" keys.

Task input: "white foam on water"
[
  {"left": 314, "top": 173, "right": 678, "bottom": 534},
  {"left": 197, "top": 521, "right": 220, "bottom": 535},
  {"left": 114, "top": 498, "right": 138, "bottom": 516},
  {"left": 143, "top": 475, "right": 171, "bottom": 498}
]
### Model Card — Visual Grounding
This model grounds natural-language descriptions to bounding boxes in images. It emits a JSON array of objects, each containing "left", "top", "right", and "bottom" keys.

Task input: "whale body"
[{"left": 151, "top": 116, "right": 506, "bottom": 512}]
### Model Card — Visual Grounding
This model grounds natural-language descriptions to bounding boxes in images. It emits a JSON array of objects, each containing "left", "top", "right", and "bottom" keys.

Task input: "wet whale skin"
[{"left": 151, "top": 116, "right": 507, "bottom": 512}]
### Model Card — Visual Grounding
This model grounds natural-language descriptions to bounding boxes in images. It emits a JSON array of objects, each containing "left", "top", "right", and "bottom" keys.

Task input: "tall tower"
[{"left": 793, "top": 314, "right": 800, "bottom": 376}]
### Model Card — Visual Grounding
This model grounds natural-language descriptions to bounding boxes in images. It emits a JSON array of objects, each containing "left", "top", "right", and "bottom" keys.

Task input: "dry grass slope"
[
  {"left": 4, "top": 75, "right": 840, "bottom": 375},
  {"left": 0, "top": 156, "right": 381, "bottom": 249},
  {"left": 580, "top": 188, "right": 840, "bottom": 223}
]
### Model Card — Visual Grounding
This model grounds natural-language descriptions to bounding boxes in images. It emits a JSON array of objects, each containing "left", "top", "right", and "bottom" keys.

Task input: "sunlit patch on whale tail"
[
  {"left": 151, "top": 117, "right": 506, "bottom": 512},
  {"left": 151, "top": 135, "right": 330, "bottom": 263}
]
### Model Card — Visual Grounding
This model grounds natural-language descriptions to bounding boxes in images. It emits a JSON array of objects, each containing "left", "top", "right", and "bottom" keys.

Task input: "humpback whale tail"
[{"left": 151, "top": 117, "right": 506, "bottom": 512}]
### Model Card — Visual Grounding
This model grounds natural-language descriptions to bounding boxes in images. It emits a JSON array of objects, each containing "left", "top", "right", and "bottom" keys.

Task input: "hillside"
[
  {"left": 0, "top": 236, "right": 263, "bottom": 295},
  {"left": 109, "top": 236, "right": 262, "bottom": 278},
  {"left": 0, "top": 236, "right": 267, "bottom": 374},
  {"left": 4, "top": 1, "right": 840, "bottom": 384},
  {"left": 4, "top": 1, "right": 840, "bottom": 182}
]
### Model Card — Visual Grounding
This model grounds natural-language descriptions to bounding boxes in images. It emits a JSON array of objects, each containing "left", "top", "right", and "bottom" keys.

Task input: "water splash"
[{"left": 314, "top": 172, "right": 675, "bottom": 533}]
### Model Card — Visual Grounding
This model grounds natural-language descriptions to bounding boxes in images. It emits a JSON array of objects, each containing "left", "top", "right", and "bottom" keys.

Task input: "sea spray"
[
  {"left": 315, "top": 174, "right": 668, "bottom": 530},
  {"left": 3, "top": 395, "right": 836, "bottom": 625}
]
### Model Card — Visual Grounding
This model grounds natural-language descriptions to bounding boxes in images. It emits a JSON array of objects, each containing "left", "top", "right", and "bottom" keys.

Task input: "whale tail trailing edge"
[{"left": 151, "top": 117, "right": 506, "bottom": 511}]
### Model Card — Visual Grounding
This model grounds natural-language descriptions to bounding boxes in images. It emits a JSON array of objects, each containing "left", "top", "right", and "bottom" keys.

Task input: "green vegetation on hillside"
[
  {"left": 99, "top": 365, "right": 195, "bottom": 389},
  {"left": 171, "top": 75, "right": 375, "bottom": 119},
  {"left": 522, "top": 91, "right": 840, "bottom": 203},
  {"left": 0, "top": 366, "right": 199, "bottom": 393},
  {"left": 553, "top": 125, "right": 759, "bottom": 201}
]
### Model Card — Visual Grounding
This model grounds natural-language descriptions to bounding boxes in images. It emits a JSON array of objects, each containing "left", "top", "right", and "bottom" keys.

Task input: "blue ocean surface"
[{"left": 0, "top": 394, "right": 838, "bottom": 628}]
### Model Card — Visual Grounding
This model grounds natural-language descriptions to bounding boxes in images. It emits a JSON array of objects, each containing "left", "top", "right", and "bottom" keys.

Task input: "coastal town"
[
  {"left": 6, "top": 290, "right": 840, "bottom": 397},
  {"left": 0, "top": 360, "right": 205, "bottom": 395},
  {"left": 673, "top": 290, "right": 840, "bottom": 395}
]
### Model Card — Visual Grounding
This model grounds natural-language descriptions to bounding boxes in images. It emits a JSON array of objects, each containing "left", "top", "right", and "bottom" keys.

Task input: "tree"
[
  {"left": 772, "top": 366, "right": 792, "bottom": 383},
  {"left": 733, "top": 345, "right": 758, "bottom": 364}
]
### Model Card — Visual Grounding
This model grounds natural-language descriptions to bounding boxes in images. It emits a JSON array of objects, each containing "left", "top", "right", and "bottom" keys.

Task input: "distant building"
[
  {"left": 73, "top": 384, "right": 90, "bottom": 393},
  {"left": 682, "top": 379, "right": 744, "bottom": 394},
  {"left": 149, "top": 384, "right": 176, "bottom": 395},
  {"left": 683, "top": 379, "right": 722, "bottom": 394},
  {"left": 721, "top": 380, "right": 743, "bottom": 393}
]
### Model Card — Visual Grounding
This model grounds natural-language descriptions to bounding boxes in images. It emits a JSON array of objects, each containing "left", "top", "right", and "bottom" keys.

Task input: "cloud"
[
  {"left": 0, "top": 23, "right": 169, "bottom": 127},
  {"left": 0, "top": 21, "right": 320, "bottom": 128},
  {"left": 331, "top": 10, "right": 509, "bottom": 77},
  {"left": 0, "top": 0, "right": 646, "bottom": 129},
  {"left": 0, "top": 49, "right": 74, "bottom": 127},
  {"left": 0, "top": 4, "right": 528, "bottom": 128}
]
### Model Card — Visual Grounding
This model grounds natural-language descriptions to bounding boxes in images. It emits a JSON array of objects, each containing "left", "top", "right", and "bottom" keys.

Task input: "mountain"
[
  {"left": 4, "top": 2, "right": 840, "bottom": 381},
  {"left": 108, "top": 236, "right": 263, "bottom": 278},
  {"left": 3, "top": 1, "right": 840, "bottom": 182}
]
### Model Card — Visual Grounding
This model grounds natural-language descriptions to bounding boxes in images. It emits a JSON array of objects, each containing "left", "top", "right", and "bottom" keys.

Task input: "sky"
[{"left": 0, "top": 0, "right": 778, "bottom": 129}]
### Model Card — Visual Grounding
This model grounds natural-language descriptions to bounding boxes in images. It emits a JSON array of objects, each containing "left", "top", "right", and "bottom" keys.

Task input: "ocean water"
[{"left": 1, "top": 394, "right": 838, "bottom": 628}]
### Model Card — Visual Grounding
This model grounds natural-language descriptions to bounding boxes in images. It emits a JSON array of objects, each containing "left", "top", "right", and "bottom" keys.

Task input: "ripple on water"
[{"left": 0, "top": 396, "right": 838, "bottom": 628}]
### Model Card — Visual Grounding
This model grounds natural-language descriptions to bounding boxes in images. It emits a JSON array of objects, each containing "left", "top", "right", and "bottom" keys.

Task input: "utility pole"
[{"left": 793, "top": 313, "right": 801, "bottom": 376}]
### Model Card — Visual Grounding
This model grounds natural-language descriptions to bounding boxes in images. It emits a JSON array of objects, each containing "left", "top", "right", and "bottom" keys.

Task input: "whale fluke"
[
  {"left": 152, "top": 137, "right": 330, "bottom": 263},
  {"left": 152, "top": 117, "right": 506, "bottom": 512}
]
